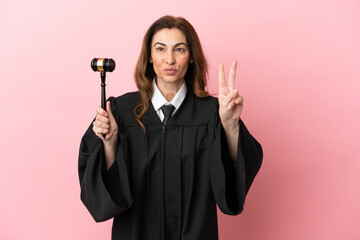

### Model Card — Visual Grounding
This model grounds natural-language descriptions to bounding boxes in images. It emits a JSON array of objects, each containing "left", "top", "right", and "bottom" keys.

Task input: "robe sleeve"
[
  {"left": 78, "top": 97, "right": 133, "bottom": 222},
  {"left": 210, "top": 111, "right": 263, "bottom": 215}
]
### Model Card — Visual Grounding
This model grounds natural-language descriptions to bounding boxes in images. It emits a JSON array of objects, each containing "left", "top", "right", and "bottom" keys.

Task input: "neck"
[{"left": 157, "top": 79, "right": 184, "bottom": 102}]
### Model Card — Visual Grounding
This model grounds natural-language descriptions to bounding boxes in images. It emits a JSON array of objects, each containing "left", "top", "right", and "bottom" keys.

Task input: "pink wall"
[{"left": 1, "top": 0, "right": 359, "bottom": 239}]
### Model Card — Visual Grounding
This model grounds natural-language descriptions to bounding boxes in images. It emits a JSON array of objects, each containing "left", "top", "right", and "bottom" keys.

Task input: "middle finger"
[
  {"left": 96, "top": 114, "right": 110, "bottom": 124},
  {"left": 228, "top": 61, "right": 237, "bottom": 90}
]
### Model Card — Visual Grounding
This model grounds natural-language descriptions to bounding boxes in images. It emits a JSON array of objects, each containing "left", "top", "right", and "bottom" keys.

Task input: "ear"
[
  {"left": 190, "top": 57, "right": 194, "bottom": 64},
  {"left": 149, "top": 56, "right": 153, "bottom": 63}
]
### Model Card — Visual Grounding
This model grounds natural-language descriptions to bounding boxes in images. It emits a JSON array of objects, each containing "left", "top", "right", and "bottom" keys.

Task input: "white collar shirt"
[{"left": 151, "top": 79, "right": 187, "bottom": 122}]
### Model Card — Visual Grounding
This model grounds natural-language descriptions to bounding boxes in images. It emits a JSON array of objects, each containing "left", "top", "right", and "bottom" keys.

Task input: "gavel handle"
[{"left": 101, "top": 71, "right": 106, "bottom": 139}]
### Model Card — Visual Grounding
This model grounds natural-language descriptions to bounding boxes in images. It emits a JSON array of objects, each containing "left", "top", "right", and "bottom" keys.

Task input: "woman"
[{"left": 79, "top": 15, "right": 263, "bottom": 240}]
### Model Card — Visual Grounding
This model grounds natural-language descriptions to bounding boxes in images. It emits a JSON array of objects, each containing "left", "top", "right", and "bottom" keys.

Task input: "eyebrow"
[{"left": 153, "top": 42, "right": 189, "bottom": 48}]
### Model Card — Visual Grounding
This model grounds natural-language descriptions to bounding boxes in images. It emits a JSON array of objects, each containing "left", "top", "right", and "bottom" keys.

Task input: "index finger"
[
  {"left": 95, "top": 106, "right": 108, "bottom": 117},
  {"left": 218, "top": 64, "right": 227, "bottom": 93},
  {"left": 228, "top": 60, "right": 237, "bottom": 90}
]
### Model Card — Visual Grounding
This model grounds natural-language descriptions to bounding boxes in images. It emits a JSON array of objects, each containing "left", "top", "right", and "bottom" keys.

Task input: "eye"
[
  {"left": 156, "top": 47, "right": 165, "bottom": 52},
  {"left": 175, "top": 48, "right": 185, "bottom": 52}
]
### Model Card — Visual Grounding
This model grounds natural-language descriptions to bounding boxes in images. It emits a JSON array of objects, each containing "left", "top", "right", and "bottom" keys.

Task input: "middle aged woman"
[{"left": 79, "top": 15, "right": 263, "bottom": 240}]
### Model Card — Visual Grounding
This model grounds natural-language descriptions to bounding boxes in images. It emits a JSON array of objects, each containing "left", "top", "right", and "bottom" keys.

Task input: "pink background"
[{"left": 1, "top": 0, "right": 359, "bottom": 239}]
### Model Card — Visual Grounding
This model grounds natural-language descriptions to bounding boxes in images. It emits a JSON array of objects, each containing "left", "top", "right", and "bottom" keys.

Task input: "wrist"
[
  {"left": 103, "top": 139, "right": 117, "bottom": 171},
  {"left": 221, "top": 119, "right": 239, "bottom": 133},
  {"left": 103, "top": 136, "right": 118, "bottom": 149}
]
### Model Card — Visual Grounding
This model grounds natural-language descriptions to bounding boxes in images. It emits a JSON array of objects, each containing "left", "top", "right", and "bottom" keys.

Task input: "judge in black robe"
[
  {"left": 78, "top": 15, "right": 262, "bottom": 240},
  {"left": 79, "top": 89, "right": 262, "bottom": 239}
]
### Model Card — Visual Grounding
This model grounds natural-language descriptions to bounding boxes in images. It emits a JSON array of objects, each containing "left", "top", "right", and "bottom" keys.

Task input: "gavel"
[{"left": 91, "top": 58, "right": 116, "bottom": 138}]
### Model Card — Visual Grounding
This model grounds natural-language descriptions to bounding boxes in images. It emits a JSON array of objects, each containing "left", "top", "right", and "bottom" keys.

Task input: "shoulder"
[
  {"left": 108, "top": 91, "right": 140, "bottom": 125},
  {"left": 109, "top": 91, "right": 141, "bottom": 112},
  {"left": 110, "top": 91, "right": 140, "bottom": 106},
  {"left": 192, "top": 92, "right": 219, "bottom": 114},
  {"left": 173, "top": 91, "right": 219, "bottom": 126},
  {"left": 195, "top": 94, "right": 218, "bottom": 105}
]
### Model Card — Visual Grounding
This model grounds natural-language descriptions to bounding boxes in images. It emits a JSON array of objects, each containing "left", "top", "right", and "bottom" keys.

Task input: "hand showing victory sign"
[{"left": 218, "top": 61, "right": 243, "bottom": 130}]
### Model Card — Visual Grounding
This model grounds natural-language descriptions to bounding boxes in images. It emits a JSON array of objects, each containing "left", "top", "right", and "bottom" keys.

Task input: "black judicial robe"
[{"left": 78, "top": 90, "right": 263, "bottom": 240}]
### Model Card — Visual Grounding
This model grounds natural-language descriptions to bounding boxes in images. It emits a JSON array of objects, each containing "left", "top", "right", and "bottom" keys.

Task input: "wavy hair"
[{"left": 134, "top": 15, "right": 209, "bottom": 132}]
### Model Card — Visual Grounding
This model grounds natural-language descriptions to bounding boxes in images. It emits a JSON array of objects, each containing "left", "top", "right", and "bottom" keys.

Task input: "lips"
[{"left": 164, "top": 68, "right": 177, "bottom": 74}]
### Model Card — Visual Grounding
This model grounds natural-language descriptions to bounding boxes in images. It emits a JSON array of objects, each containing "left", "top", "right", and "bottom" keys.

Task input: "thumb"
[{"left": 106, "top": 101, "right": 115, "bottom": 120}]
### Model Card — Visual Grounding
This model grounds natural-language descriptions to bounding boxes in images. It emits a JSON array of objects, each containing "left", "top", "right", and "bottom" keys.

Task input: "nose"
[{"left": 165, "top": 51, "right": 175, "bottom": 65}]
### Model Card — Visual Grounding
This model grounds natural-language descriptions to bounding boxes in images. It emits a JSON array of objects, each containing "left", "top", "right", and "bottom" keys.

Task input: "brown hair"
[{"left": 134, "top": 15, "right": 209, "bottom": 131}]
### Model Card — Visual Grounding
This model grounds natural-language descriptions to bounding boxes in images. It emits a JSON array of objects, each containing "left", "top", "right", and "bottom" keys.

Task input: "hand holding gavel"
[{"left": 91, "top": 58, "right": 116, "bottom": 139}]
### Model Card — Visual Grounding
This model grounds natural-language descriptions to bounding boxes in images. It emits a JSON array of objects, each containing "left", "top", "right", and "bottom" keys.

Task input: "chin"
[{"left": 159, "top": 75, "right": 184, "bottom": 84}]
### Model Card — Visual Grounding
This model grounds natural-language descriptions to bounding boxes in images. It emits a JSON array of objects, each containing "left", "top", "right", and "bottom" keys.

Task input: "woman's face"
[{"left": 150, "top": 28, "right": 191, "bottom": 87}]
